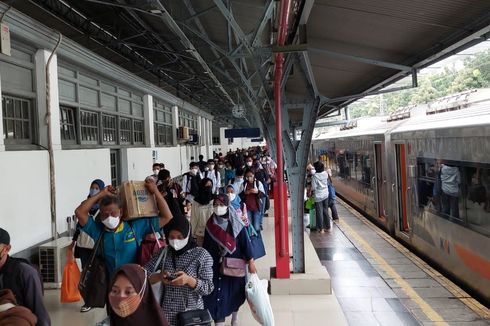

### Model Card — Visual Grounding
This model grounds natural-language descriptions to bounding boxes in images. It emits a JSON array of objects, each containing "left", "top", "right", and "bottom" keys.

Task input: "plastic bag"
[
  {"left": 60, "top": 260, "right": 81, "bottom": 303},
  {"left": 246, "top": 273, "right": 274, "bottom": 326}
]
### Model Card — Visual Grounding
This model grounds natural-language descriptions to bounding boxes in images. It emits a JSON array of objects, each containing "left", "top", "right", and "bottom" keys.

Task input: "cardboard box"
[{"left": 120, "top": 181, "right": 158, "bottom": 220}]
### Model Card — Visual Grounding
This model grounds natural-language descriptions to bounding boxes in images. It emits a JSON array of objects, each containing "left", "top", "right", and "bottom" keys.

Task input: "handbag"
[
  {"left": 220, "top": 257, "right": 246, "bottom": 277},
  {"left": 246, "top": 225, "right": 266, "bottom": 260},
  {"left": 138, "top": 224, "right": 166, "bottom": 266},
  {"left": 176, "top": 309, "right": 212, "bottom": 326},
  {"left": 78, "top": 233, "right": 107, "bottom": 308}
]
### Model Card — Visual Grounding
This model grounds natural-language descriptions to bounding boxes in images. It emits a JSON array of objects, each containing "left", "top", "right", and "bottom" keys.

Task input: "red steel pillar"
[{"left": 273, "top": 0, "right": 291, "bottom": 279}]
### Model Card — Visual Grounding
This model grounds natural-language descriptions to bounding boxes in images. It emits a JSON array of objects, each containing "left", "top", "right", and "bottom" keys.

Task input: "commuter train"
[{"left": 311, "top": 89, "right": 490, "bottom": 303}]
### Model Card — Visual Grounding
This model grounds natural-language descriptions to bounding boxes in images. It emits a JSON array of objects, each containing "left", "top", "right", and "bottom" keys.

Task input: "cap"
[{"left": 0, "top": 228, "right": 10, "bottom": 246}]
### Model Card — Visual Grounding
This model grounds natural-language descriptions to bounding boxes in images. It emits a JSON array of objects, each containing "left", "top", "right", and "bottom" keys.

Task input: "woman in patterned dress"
[{"left": 146, "top": 217, "right": 214, "bottom": 326}]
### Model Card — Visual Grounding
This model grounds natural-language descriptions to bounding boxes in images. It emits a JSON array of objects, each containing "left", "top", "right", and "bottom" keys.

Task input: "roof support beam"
[
  {"left": 251, "top": 0, "right": 275, "bottom": 47},
  {"left": 272, "top": 44, "right": 412, "bottom": 71},
  {"left": 151, "top": 0, "right": 235, "bottom": 105}
]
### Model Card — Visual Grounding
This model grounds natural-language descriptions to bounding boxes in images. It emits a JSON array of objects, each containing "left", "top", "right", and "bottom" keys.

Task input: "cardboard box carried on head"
[{"left": 120, "top": 181, "right": 158, "bottom": 220}]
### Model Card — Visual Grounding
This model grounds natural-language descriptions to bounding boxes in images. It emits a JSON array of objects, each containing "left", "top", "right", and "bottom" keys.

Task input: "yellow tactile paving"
[{"left": 337, "top": 198, "right": 490, "bottom": 320}]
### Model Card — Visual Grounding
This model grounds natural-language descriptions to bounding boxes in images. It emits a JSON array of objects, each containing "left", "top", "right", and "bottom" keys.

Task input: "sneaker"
[{"left": 80, "top": 305, "right": 92, "bottom": 313}]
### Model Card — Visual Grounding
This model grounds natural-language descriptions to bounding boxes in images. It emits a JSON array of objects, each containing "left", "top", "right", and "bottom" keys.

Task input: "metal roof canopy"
[{"left": 8, "top": 0, "right": 490, "bottom": 274}]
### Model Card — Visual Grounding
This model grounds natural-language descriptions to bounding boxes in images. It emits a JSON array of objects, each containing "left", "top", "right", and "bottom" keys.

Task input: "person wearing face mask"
[
  {"left": 158, "top": 169, "right": 185, "bottom": 218},
  {"left": 149, "top": 163, "right": 162, "bottom": 182},
  {"left": 181, "top": 162, "right": 202, "bottom": 203},
  {"left": 70, "top": 179, "right": 105, "bottom": 312},
  {"left": 201, "top": 159, "right": 221, "bottom": 194},
  {"left": 224, "top": 161, "right": 236, "bottom": 186},
  {"left": 217, "top": 161, "right": 226, "bottom": 192},
  {"left": 108, "top": 264, "right": 169, "bottom": 326},
  {"left": 245, "top": 157, "right": 253, "bottom": 169},
  {"left": 226, "top": 185, "right": 248, "bottom": 225},
  {"left": 146, "top": 217, "right": 214, "bottom": 326},
  {"left": 229, "top": 168, "right": 245, "bottom": 194},
  {"left": 203, "top": 195, "right": 257, "bottom": 326},
  {"left": 0, "top": 228, "right": 51, "bottom": 326},
  {"left": 240, "top": 170, "right": 266, "bottom": 233},
  {"left": 75, "top": 179, "right": 173, "bottom": 279},
  {"left": 190, "top": 178, "right": 215, "bottom": 246}
]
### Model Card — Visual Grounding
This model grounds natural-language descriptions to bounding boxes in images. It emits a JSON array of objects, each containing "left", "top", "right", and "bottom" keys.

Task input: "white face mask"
[
  {"left": 228, "top": 193, "right": 237, "bottom": 201},
  {"left": 102, "top": 215, "right": 120, "bottom": 229},
  {"left": 169, "top": 236, "right": 189, "bottom": 251},
  {"left": 214, "top": 206, "right": 228, "bottom": 216},
  {"left": 153, "top": 169, "right": 159, "bottom": 175},
  {"left": 310, "top": 169, "right": 316, "bottom": 175},
  {"left": 191, "top": 168, "right": 199, "bottom": 175},
  {"left": 246, "top": 162, "right": 252, "bottom": 167},
  {"left": 89, "top": 188, "right": 100, "bottom": 197}
]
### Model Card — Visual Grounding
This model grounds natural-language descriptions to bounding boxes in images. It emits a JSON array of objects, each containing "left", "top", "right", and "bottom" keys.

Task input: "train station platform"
[
  {"left": 43, "top": 201, "right": 348, "bottom": 326},
  {"left": 312, "top": 199, "right": 490, "bottom": 326},
  {"left": 43, "top": 197, "right": 490, "bottom": 325}
]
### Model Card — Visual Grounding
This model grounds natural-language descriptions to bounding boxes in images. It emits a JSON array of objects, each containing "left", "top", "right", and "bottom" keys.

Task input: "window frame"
[
  {"left": 2, "top": 95, "right": 35, "bottom": 147},
  {"left": 58, "top": 62, "right": 147, "bottom": 149}
]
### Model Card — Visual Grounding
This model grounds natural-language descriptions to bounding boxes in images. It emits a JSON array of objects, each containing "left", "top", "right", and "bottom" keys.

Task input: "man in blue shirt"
[{"left": 75, "top": 179, "right": 172, "bottom": 277}]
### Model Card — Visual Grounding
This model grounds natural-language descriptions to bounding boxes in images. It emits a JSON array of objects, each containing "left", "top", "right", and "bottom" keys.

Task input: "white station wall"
[
  {"left": 54, "top": 149, "right": 111, "bottom": 235},
  {"left": 0, "top": 151, "right": 51, "bottom": 254}
]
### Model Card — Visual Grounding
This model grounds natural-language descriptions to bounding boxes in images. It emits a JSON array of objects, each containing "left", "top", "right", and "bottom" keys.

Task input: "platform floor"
[
  {"left": 43, "top": 197, "right": 490, "bottom": 325},
  {"left": 44, "top": 205, "right": 348, "bottom": 326},
  {"left": 311, "top": 199, "right": 490, "bottom": 326}
]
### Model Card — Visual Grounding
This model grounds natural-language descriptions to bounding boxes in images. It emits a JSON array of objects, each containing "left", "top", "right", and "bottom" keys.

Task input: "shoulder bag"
[{"left": 78, "top": 232, "right": 107, "bottom": 308}]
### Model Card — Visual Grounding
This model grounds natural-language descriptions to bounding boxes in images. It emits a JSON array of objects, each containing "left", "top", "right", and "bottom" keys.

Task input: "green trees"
[{"left": 348, "top": 49, "right": 490, "bottom": 118}]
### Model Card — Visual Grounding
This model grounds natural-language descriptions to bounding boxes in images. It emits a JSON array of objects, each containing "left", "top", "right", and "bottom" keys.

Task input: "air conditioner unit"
[
  {"left": 178, "top": 126, "right": 190, "bottom": 140},
  {"left": 39, "top": 237, "right": 72, "bottom": 289}
]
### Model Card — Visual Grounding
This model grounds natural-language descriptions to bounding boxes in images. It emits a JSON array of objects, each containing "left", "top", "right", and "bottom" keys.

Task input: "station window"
[
  {"left": 178, "top": 110, "right": 197, "bottom": 131},
  {"left": 2, "top": 95, "right": 33, "bottom": 145},
  {"left": 102, "top": 115, "right": 117, "bottom": 144},
  {"left": 58, "top": 62, "right": 146, "bottom": 148},
  {"left": 119, "top": 117, "right": 132, "bottom": 145},
  {"left": 80, "top": 110, "right": 99, "bottom": 144},
  {"left": 154, "top": 100, "right": 174, "bottom": 146},
  {"left": 133, "top": 120, "right": 144, "bottom": 144},
  {"left": 60, "top": 106, "right": 77, "bottom": 144}
]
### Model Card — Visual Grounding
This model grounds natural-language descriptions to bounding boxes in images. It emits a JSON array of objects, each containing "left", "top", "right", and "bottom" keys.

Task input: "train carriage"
[{"left": 312, "top": 89, "right": 490, "bottom": 303}]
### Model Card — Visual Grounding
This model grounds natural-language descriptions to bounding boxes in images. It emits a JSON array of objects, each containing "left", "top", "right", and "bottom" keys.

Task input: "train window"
[
  {"left": 417, "top": 158, "right": 464, "bottom": 221},
  {"left": 418, "top": 158, "right": 489, "bottom": 236},
  {"left": 464, "top": 166, "right": 490, "bottom": 234}
]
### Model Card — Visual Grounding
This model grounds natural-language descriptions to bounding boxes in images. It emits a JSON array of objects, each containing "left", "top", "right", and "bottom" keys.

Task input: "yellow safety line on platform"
[
  {"left": 337, "top": 198, "right": 490, "bottom": 320},
  {"left": 336, "top": 218, "right": 449, "bottom": 325}
]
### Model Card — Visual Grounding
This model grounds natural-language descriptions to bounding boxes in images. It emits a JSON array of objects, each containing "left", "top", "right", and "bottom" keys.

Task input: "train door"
[
  {"left": 374, "top": 143, "right": 386, "bottom": 220},
  {"left": 395, "top": 144, "right": 410, "bottom": 233}
]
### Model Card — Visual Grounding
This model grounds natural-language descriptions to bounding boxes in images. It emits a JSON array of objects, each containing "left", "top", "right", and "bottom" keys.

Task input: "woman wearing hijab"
[
  {"left": 226, "top": 185, "right": 248, "bottom": 225},
  {"left": 190, "top": 178, "right": 215, "bottom": 246},
  {"left": 108, "top": 264, "right": 168, "bottom": 326},
  {"left": 203, "top": 194, "right": 257, "bottom": 326},
  {"left": 146, "top": 217, "right": 214, "bottom": 326},
  {"left": 70, "top": 178, "right": 104, "bottom": 312}
]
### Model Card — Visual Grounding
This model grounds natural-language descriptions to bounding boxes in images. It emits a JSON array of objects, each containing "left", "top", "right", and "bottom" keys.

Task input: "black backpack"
[{"left": 185, "top": 172, "right": 201, "bottom": 197}]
